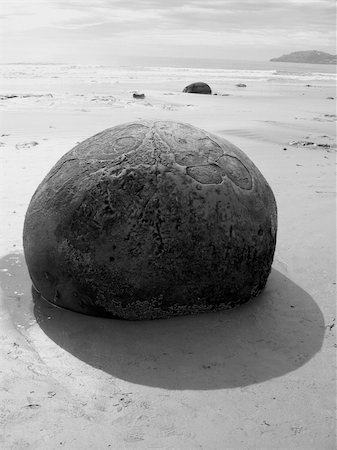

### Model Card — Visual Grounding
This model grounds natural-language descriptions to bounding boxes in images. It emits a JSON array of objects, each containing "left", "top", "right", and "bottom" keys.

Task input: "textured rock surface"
[
  {"left": 23, "top": 121, "right": 277, "bottom": 319},
  {"left": 183, "top": 82, "right": 212, "bottom": 94}
]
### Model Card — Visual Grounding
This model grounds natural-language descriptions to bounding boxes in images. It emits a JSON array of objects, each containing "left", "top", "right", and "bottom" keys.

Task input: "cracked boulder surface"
[{"left": 23, "top": 121, "right": 277, "bottom": 320}]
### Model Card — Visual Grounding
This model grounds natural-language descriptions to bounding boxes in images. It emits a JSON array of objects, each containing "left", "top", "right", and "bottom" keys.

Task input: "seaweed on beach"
[{"left": 288, "top": 140, "right": 336, "bottom": 152}]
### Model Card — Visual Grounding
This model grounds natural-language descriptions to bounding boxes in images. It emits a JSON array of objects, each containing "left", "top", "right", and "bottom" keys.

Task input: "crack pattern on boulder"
[{"left": 23, "top": 120, "right": 277, "bottom": 320}]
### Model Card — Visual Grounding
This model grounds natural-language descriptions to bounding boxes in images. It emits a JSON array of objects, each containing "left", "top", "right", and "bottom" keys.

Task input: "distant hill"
[{"left": 270, "top": 50, "right": 336, "bottom": 64}]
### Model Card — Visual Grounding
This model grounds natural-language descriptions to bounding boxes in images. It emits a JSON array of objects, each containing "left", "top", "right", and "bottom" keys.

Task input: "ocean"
[{"left": 0, "top": 58, "right": 336, "bottom": 93}]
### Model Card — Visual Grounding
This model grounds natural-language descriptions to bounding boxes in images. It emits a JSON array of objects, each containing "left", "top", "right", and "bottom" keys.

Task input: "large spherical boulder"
[
  {"left": 183, "top": 82, "right": 212, "bottom": 94},
  {"left": 23, "top": 121, "right": 277, "bottom": 320}
]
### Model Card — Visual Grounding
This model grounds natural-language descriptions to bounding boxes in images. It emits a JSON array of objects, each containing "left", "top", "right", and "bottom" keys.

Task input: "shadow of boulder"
[{"left": 0, "top": 253, "right": 325, "bottom": 390}]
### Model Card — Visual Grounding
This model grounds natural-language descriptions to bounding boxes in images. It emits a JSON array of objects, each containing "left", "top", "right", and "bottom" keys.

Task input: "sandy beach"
[{"left": 0, "top": 63, "right": 336, "bottom": 449}]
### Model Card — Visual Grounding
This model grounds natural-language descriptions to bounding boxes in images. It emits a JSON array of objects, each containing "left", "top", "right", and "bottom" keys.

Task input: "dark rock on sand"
[
  {"left": 133, "top": 93, "right": 145, "bottom": 99},
  {"left": 183, "top": 82, "right": 212, "bottom": 95},
  {"left": 236, "top": 83, "right": 247, "bottom": 88},
  {"left": 23, "top": 121, "right": 277, "bottom": 320}
]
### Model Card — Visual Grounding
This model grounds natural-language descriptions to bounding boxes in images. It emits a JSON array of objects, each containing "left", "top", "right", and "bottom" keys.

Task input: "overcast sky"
[{"left": 1, "top": 0, "right": 336, "bottom": 63}]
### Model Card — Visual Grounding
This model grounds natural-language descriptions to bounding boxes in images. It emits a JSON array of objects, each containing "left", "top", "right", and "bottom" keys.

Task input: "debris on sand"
[
  {"left": 236, "top": 83, "right": 247, "bottom": 88},
  {"left": 288, "top": 140, "right": 336, "bottom": 152},
  {"left": 289, "top": 140, "right": 314, "bottom": 147},
  {"left": 0, "top": 94, "right": 18, "bottom": 100},
  {"left": 91, "top": 95, "right": 116, "bottom": 103},
  {"left": 133, "top": 93, "right": 145, "bottom": 99},
  {"left": 15, "top": 141, "right": 39, "bottom": 150},
  {"left": 0, "top": 94, "right": 53, "bottom": 100},
  {"left": 316, "top": 144, "right": 333, "bottom": 149},
  {"left": 23, "top": 404, "right": 41, "bottom": 409},
  {"left": 313, "top": 114, "right": 337, "bottom": 122}
]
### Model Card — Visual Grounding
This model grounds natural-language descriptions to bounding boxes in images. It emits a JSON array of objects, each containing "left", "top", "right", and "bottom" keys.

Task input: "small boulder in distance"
[{"left": 183, "top": 82, "right": 212, "bottom": 95}]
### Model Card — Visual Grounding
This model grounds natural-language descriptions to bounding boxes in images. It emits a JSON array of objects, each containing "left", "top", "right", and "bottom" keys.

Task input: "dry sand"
[{"left": 0, "top": 66, "right": 336, "bottom": 449}]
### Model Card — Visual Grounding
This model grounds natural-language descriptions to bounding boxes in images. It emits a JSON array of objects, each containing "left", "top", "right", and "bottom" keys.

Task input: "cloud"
[
  {"left": 1, "top": 0, "right": 335, "bottom": 32},
  {"left": 0, "top": 0, "right": 335, "bottom": 62}
]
